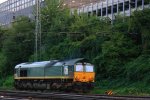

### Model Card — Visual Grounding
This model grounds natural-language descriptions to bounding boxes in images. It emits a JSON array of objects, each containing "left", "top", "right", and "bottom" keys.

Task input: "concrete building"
[
  {"left": 75, "top": 0, "right": 150, "bottom": 22},
  {"left": 0, "top": 0, "right": 44, "bottom": 27},
  {"left": 0, "top": 0, "right": 149, "bottom": 27}
]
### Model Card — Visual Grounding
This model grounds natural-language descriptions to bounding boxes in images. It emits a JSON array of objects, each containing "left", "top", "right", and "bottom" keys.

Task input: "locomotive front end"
[{"left": 73, "top": 63, "right": 95, "bottom": 83}]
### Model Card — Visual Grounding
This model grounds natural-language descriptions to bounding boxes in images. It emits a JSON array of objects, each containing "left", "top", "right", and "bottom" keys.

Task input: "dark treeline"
[{"left": 0, "top": 0, "right": 150, "bottom": 87}]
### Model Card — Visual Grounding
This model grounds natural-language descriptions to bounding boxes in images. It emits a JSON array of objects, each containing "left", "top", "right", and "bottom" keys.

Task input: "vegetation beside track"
[
  {"left": 92, "top": 80, "right": 150, "bottom": 96},
  {"left": 0, "top": 76, "right": 14, "bottom": 89},
  {"left": 0, "top": 0, "right": 150, "bottom": 95}
]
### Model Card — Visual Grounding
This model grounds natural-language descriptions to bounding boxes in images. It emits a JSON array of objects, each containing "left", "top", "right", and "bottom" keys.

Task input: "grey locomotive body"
[{"left": 14, "top": 58, "right": 95, "bottom": 90}]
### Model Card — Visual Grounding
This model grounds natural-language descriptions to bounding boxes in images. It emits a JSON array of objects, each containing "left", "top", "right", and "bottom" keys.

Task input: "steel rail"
[{"left": 0, "top": 90, "right": 150, "bottom": 100}]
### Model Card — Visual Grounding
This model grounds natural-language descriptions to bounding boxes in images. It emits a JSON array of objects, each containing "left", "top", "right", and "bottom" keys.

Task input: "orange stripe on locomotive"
[{"left": 74, "top": 72, "right": 95, "bottom": 82}]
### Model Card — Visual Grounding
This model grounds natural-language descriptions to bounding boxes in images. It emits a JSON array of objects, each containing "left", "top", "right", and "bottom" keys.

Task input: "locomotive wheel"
[
  {"left": 72, "top": 83, "right": 82, "bottom": 93},
  {"left": 72, "top": 83, "right": 92, "bottom": 93},
  {"left": 51, "top": 83, "right": 57, "bottom": 90},
  {"left": 65, "top": 86, "right": 72, "bottom": 92},
  {"left": 26, "top": 82, "right": 33, "bottom": 90},
  {"left": 22, "top": 82, "right": 28, "bottom": 90},
  {"left": 33, "top": 83, "right": 39, "bottom": 90}
]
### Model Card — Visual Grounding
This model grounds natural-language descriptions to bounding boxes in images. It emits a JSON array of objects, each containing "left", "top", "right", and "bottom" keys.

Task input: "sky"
[{"left": 0, "top": 0, "right": 7, "bottom": 3}]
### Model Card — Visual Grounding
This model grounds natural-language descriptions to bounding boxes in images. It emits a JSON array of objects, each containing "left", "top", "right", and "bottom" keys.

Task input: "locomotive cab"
[{"left": 73, "top": 63, "right": 95, "bottom": 83}]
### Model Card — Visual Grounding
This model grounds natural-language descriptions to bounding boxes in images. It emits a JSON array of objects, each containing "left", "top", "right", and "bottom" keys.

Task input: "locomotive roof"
[
  {"left": 15, "top": 58, "right": 87, "bottom": 69},
  {"left": 15, "top": 61, "right": 52, "bottom": 69},
  {"left": 58, "top": 58, "right": 88, "bottom": 65}
]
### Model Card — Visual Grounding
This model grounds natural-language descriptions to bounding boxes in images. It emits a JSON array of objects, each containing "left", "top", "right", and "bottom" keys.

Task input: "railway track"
[{"left": 0, "top": 90, "right": 150, "bottom": 100}]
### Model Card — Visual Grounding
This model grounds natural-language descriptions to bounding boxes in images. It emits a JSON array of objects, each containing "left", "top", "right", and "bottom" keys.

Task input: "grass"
[
  {"left": 91, "top": 80, "right": 150, "bottom": 96},
  {"left": 0, "top": 76, "right": 14, "bottom": 90}
]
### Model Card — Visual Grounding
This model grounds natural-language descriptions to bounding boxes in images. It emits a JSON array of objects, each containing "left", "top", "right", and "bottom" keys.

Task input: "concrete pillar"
[
  {"left": 24, "top": 0, "right": 25, "bottom": 9},
  {"left": 142, "top": 0, "right": 144, "bottom": 10},
  {"left": 87, "top": 5, "right": 89, "bottom": 16},
  {"left": 129, "top": 0, "right": 131, "bottom": 16},
  {"left": 106, "top": 0, "right": 108, "bottom": 18},
  {"left": 96, "top": 3, "right": 98, "bottom": 16},
  {"left": 79, "top": 9, "right": 80, "bottom": 15},
  {"left": 101, "top": 2, "right": 103, "bottom": 17},
  {"left": 8, "top": 0, "right": 10, "bottom": 11},
  {"left": 135, "top": 0, "right": 137, "bottom": 10},
  {"left": 91, "top": 3, "right": 93, "bottom": 16},
  {"left": 82, "top": 6, "right": 84, "bottom": 13},
  {"left": 123, "top": 0, "right": 125, "bottom": 21},
  {"left": 149, "top": 1, "right": 150, "bottom": 8},
  {"left": 117, "top": 0, "right": 119, "bottom": 14},
  {"left": 111, "top": 0, "right": 114, "bottom": 24}
]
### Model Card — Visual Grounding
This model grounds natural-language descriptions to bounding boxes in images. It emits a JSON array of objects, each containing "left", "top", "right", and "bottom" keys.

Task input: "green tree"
[
  {"left": 129, "top": 9, "right": 150, "bottom": 53},
  {"left": 126, "top": 55, "right": 150, "bottom": 82},
  {"left": 2, "top": 16, "right": 34, "bottom": 76},
  {"left": 94, "top": 32, "right": 140, "bottom": 79},
  {"left": 41, "top": 0, "right": 71, "bottom": 32},
  {"left": 0, "top": 27, "right": 5, "bottom": 50}
]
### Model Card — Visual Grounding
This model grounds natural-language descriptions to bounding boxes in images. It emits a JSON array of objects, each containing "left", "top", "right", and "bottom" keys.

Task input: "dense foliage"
[
  {"left": 0, "top": 0, "right": 150, "bottom": 93},
  {"left": 0, "top": 17, "right": 34, "bottom": 78}
]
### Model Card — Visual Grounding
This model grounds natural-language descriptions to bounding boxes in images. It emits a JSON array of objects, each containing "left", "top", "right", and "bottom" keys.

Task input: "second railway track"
[{"left": 0, "top": 90, "right": 150, "bottom": 100}]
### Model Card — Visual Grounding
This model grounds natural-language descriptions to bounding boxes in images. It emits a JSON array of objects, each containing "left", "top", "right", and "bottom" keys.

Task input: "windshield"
[
  {"left": 75, "top": 64, "right": 83, "bottom": 72},
  {"left": 75, "top": 64, "right": 94, "bottom": 72},
  {"left": 85, "top": 65, "right": 94, "bottom": 72}
]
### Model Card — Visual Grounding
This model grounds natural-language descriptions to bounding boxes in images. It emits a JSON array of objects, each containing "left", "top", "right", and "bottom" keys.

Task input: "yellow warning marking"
[{"left": 105, "top": 90, "right": 113, "bottom": 95}]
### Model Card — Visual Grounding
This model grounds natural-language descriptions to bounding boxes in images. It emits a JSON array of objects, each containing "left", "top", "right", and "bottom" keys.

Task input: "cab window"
[
  {"left": 75, "top": 64, "right": 83, "bottom": 72},
  {"left": 85, "top": 65, "right": 94, "bottom": 72},
  {"left": 20, "top": 69, "right": 27, "bottom": 77},
  {"left": 64, "top": 66, "right": 68, "bottom": 75}
]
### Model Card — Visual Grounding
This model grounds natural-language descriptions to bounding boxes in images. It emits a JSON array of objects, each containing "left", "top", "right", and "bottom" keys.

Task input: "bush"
[
  {"left": 126, "top": 55, "right": 150, "bottom": 82},
  {"left": 2, "top": 76, "right": 14, "bottom": 88}
]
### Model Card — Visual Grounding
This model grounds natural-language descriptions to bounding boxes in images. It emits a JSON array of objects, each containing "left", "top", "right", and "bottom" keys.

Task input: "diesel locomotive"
[{"left": 14, "top": 58, "right": 95, "bottom": 91}]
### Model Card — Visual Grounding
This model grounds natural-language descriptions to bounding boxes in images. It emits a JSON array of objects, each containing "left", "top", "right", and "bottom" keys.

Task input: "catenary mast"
[{"left": 35, "top": 0, "right": 41, "bottom": 61}]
